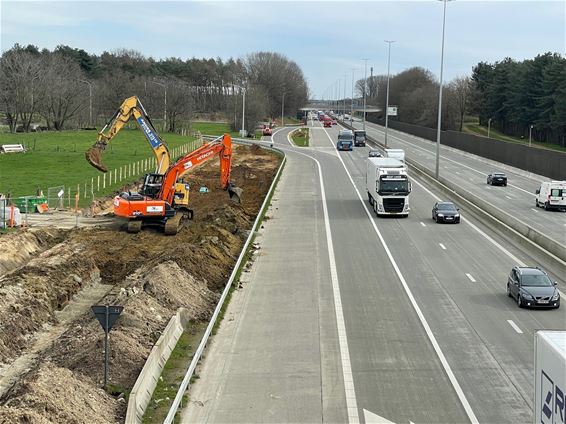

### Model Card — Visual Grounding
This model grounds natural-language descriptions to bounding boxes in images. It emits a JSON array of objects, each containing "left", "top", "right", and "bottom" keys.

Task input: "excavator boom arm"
[{"left": 85, "top": 96, "right": 170, "bottom": 174}]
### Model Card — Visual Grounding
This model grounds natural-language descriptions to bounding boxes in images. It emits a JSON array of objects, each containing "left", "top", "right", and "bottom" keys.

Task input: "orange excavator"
[
  {"left": 85, "top": 96, "right": 242, "bottom": 234},
  {"left": 114, "top": 133, "right": 242, "bottom": 234}
]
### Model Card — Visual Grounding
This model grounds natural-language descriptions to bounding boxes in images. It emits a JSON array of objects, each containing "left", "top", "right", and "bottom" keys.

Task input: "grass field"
[
  {"left": 0, "top": 125, "right": 214, "bottom": 202},
  {"left": 291, "top": 127, "right": 309, "bottom": 147},
  {"left": 463, "top": 118, "right": 566, "bottom": 153}
]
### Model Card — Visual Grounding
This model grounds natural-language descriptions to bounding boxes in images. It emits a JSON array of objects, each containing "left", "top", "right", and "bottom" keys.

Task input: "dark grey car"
[
  {"left": 487, "top": 172, "right": 508, "bottom": 186},
  {"left": 368, "top": 149, "right": 382, "bottom": 158},
  {"left": 432, "top": 202, "right": 460, "bottom": 223},
  {"left": 507, "top": 267, "right": 560, "bottom": 308}
]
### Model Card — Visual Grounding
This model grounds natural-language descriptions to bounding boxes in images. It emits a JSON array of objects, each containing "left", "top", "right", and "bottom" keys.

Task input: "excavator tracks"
[
  {"left": 164, "top": 213, "right": 184, "bottom": 235},
  {"left": 127, "top": 220, "right": 142, "bottom": 233}
]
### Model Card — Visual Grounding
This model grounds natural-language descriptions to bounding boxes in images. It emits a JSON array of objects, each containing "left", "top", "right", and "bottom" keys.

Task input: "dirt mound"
[
  {"left": 0, "top": 228, "right": 66, "bottom": 276},
  {"left": 0, "top": 145, "right": 280, "bottom": 422},
  {"left": 0, "top": 363, "right": 120, "bottom": 424}
]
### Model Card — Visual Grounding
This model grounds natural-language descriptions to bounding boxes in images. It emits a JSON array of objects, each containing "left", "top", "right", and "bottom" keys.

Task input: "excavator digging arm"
[
  {"left": 159, "top": 134, "right": 242, "bottom": 205},
  {"left": 85, "top": 96, "right": 170, "bottom": 174}
]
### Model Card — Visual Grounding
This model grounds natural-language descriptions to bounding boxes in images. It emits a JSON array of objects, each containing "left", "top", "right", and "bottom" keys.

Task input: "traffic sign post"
[{"left": 91, "top": 305, "right": 124, "bottom": 389}]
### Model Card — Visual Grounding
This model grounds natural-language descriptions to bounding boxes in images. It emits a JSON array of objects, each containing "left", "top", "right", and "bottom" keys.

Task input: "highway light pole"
[
  {"left": 281, "top": 92, "right": 286, "bottom": 127},
  {"left": 362, "top": 58, "right": 369, "bottom": 131},
  {"left": 529, "top": 124, "right": 533, "bottom": 147},
  {"left": 351, "top": 68, "right": 356, "bottom": 124},
  {"left": 233, "top": 84, "right": 246, "bottom": 136},
  {"left": 80, "top": 80, "right": 94, "bottom": 127},
  {"left": 150, "top": 80, "right": 167, "bottom": 131},
  {"left": 343, "top": 73, "right": 347, "bottom": 117},
  {"left": 384, "top": 40, "right": 395, "bottom": 148},
  {"left": 487, "top": 118, "right": 492, "bottom": 138},
  {"left": 435, "top": 0, "right": 453, "bottom": 180}
]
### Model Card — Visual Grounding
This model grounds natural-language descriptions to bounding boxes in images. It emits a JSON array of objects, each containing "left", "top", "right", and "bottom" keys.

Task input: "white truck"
[
  {"left": 366, "top": 157, "right": 411, "bottom": 217},
  {"left": 535, "top": 330, "right": 565, "bottom": 424},
  {"left": 384, "top": 148, "right": 405, "bottom": 163},
  {"left": 535, "top": 181, "right": 566, "bottom": 211}
]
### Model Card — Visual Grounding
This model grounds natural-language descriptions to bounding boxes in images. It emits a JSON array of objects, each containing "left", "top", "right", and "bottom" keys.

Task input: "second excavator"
[{"left": 85, "top": 96, "right": 242, "bottom": 234}]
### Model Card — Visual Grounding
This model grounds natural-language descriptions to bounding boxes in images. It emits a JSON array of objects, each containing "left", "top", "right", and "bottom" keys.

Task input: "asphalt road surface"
[{"left": 182, "top": 121, "right": 565, "bottom": 424}]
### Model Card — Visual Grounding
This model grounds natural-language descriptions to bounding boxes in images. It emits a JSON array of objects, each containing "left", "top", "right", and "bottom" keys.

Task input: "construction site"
[{"left": 0, "top": 141, "right": 280, "bottom": 423}]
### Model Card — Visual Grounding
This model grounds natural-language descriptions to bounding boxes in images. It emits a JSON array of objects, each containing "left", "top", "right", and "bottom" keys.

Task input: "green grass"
[
  {"left": 291, "top": 128, "right": 309, "bottom": 147},
  {"left": 0, "top": 129, "right": 198, "bottom": 203},
  {"left": 463, "top": 118, "right": 566, "bottom": 153},
  {"left": 142, "top": 325, "right": 207, "bottom": 424}
]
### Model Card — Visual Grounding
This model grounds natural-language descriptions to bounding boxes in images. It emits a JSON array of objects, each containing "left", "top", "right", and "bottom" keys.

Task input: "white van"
[
  {"left": 535, "top": 181, "right": 566, "bottom": 211},
  {"left": 384, "top": 148, "right": 405, "bottom": 163}
]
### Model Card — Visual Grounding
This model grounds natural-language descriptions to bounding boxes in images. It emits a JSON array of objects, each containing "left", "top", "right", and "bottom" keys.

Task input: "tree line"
[
  {"left": 0, "top": 44, "right": 309, "bottom": 134},
  {"left": 352, "top": 52, "right": 565, "bottom": 147}
]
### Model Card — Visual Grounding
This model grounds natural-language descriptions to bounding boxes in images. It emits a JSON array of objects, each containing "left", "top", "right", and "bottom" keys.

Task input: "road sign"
[
  {"left": 387, "top": 106, "right": 398, "bottom": 116},
  {"left": 91, "top": 305, "right": 123, "bottom": 388}
]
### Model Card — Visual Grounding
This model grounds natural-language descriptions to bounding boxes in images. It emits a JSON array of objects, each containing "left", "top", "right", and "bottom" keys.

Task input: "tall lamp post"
[
  {"left": 343, "top": 73, "right": 347, "bottom": 117},
  {"left": 233, "top": 84, "right": 246, "bottom": 136},
  {"left": 384, "top": 40, "right": 395, "bottom": 148},
  {"left": 80, "top": 80, "right": 93, "bottom": 127},
  {"left": 434, "top": 0, "right": 453, "bottom": 180},
  {"left": 281, "top": 92, "right": 286, "bottom": 127},
  {"left": 150, "top": 80, "right": 167, "bottom": 131},
  {"left": 529, "top": 124, "right": 534, "bottom": 147},
  {"left": 362, "top": 59, "right": 369, "bottom": 130},
  {"left": 351, "top": 68, "right": 357, "bottom": 124},
  {"left": 487, "top": 118, "right": 492, "bottom": 138}
]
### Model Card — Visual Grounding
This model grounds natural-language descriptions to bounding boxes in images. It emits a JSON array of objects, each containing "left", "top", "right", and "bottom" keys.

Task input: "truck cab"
[
  {"left": 337, "top": 130, "right": 353, "bottom": 151},
  {"left": 366, "top": 157, "right": 411, "bottom": 216},
  {"left": 353, "top": 130, "right": 366, "bottom": 147}
]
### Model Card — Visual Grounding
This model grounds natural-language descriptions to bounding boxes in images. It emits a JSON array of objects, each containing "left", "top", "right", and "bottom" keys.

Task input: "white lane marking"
[
  {"left": 505, "top": 195, "right": 513, "bottom": 200},
  {"left": 410, "top": 178, "right": 566, "bottom": 297},
  {"left": 286, "top": 132, "right": 359, "bottom": 423},
  {"left": 364, "top": 123, "right": 534, "bottom": 196},
  {"left": 420, "top": 222, "right": 426, "bottom": 227},
  {"left": 321, "top": 126, "right": 479, "bottom": 424},
  {"left": 531, "top": 208, "right": 538, "bottom": 213},
  {"left": 439, "top": 243, "right": 447, "bottom": 250},
  {"left": 466, "top": 273, "right": 477, "bottom": 283},
  {"left": 506, "top": 320, "right": 524, "bottom": 334}
]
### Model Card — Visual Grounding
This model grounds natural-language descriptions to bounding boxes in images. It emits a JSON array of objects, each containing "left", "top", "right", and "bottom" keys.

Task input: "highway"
[
  {"left": 182, "top": 121, "right": 566, "bottom": 423},
  {"left": 346, "top": 119, "right": 566, "bottom": 253}
]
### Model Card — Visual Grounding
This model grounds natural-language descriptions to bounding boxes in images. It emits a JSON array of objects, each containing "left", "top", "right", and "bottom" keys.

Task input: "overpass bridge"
[{"left": 301, "top": 100, "right": 381, "bottom": 113}]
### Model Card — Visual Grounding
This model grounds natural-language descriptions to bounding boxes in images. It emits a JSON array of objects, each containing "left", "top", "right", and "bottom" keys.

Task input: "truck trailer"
[
  {"left": 535, "top": 330, "right": 565, "bottom": 424},
  {"left": 366, "top": 157, "right": 411, "bottom": 216}
]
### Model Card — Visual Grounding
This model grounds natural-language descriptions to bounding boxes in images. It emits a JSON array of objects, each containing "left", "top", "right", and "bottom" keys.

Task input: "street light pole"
[
  {"left": 362, "top": 58, "right": 369, "bottom": 131},
  {"left": 80, "top": 80, "right": 93, "bottom": 127},
  {"left": 487, "top": 118, "right": 492, "bottom": 138},
  {"left": 233, "top": 84, "right": 246, "bottom": 136},
  {"left": 384, "top": 40, "right": 395, "bottom": 148},
  {"left": 343, "top": 74, "right": 347, "bottom": 117},
  {"left": 351, "top": 68, "right": 356, "bottom": 124},
  {"left": 435, "top": 0, "right": 453, "bottom": 180},
  {"left": 150, "top": 80, "right": 167, "bottom": 131},
  {"left": 281, "top": 92, "right": 286, "bottom": 127},
  {"left": 529, "top": 124, "right": 533, "bottom": 147}
]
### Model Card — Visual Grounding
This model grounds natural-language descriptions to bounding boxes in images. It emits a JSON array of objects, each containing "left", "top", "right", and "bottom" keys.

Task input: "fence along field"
[{"left": 0, "top": 123, "right": 233, "bottom": 208}]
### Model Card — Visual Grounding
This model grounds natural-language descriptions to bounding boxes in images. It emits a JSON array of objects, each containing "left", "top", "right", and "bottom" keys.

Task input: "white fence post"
[
  {"left": 103, "top": 173, "right": 106, "bottom": 189},
  {"left": 97, "top": 175, "right": 100, "bottom": 191}
]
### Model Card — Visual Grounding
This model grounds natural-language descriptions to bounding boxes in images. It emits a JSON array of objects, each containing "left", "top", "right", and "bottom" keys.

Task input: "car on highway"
[
  {"left": 323, "top": 118, "right": 332, "bottom": 128},
  {"left": 432, "top": 201, "right": 460, "bottom": 223},
  {"left": 332, "top": 119, "right": 337, "bottom": 125},
  {"left": 507, "top": 266, "right": 560, "bottom": 308},
  {"left": 262, "top": 126, "right": 272, "bottom": 136},
  {"left": 487, "top": 172, "right": 507, "bottom": 186},
  {"left": 368, "top": 149, "right": 382, "bottom": 158}
]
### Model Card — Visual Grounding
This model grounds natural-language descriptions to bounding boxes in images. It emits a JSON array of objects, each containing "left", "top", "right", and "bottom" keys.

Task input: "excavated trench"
[{"left": 0, "top": 144, "right": 280, "bottom": 423}]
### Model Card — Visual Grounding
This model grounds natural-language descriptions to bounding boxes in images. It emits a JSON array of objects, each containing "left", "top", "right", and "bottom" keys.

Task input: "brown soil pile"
[{"left": 0, "top": 144, "right": 280, "bottom": 422}]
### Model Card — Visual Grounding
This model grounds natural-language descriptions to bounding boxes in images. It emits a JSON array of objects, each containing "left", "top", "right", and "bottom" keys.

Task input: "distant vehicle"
[
  {"left": 354, "top": 130, "right": 366, "bottom": 147},
  {"left": 535, "top": 181, "right": 566, "bottom": 211},
  {"left": 263, "top": 127, "right": 272, "bottom": 136},
  {"left": 487, "top": 172, "right": 507, "bottom": 186},
  {"left": 432, "top": 201, "right": 460, "bottom": 223},
  {"left": 507, "top": 266, "right": 560, "bottom": 308},
  {"left": 366, "top": 157, "right": 411, "bottom": 216},
  {"left": 368, "top": 149, "right": 382, "bottom": 158},
  {"left": 337, "top": 129, "right": 353, "bottom": 151},
  {"left": 331, "top": 119, "right": 337, "bottom": 125},
  {"left": 323, "top": 117, "right": 332, "bottom": 128},
  {"left": 384, "top": 148, "right": 405, "bottom": 163}
]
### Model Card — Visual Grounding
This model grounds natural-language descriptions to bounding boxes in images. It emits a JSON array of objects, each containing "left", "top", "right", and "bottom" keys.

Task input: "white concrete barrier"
[{"left": 125, "top": 308, "right": 190, "bottom": 424}]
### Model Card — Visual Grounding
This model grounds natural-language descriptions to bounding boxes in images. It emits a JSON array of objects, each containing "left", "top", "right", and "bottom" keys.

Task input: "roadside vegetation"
[{"left": 291, "top": 127, "right": 309, "bottom": 147}]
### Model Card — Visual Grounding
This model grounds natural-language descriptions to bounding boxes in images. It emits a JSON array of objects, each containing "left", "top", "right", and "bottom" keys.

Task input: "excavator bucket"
[
  {"left": 228, "top": 185, "right": 243, "bottom": 203},
  {"left": 85, "top": 145, "right": 108, "bottom": 173}
]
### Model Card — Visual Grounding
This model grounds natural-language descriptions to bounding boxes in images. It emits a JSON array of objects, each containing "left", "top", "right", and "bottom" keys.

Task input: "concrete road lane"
[{"left": 182, "top": 130, "right": 347, "bottom": 423}]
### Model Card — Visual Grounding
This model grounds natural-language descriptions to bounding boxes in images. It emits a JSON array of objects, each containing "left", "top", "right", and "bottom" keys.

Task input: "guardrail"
[
  {"left": 162, "top": 139, "right": 286, "bottom": 424},
  {"left": 338, "top": 119, "right": 566, "bottom": 266}
]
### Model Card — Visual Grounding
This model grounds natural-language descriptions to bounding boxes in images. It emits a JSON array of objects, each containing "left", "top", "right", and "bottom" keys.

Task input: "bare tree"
[{"left": 448, "top": 76, "right": 470, "bottom": 131}]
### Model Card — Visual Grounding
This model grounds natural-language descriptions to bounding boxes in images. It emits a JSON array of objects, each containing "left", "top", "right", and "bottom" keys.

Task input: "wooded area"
[{"left": 0, "top": 44, "right": 309, "bottom": 134}]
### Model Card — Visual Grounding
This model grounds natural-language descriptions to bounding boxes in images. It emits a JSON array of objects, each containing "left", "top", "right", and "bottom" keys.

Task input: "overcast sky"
[{"left": 1, "top": 1, "right": 564, "bottom": 99}]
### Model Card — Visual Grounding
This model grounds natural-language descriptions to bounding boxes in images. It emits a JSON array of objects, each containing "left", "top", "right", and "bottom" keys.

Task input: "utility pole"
[{"left": 384, "top": 40, "right": 395, "bottom": 148}]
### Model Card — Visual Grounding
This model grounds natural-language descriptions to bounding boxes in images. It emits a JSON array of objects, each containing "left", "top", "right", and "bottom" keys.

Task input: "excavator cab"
[
  {"left": 173, "top": 180, "right": 190, "bottom": 207},
  {"left": 140, "top": 173, "right": 165, "bottom": 198}
]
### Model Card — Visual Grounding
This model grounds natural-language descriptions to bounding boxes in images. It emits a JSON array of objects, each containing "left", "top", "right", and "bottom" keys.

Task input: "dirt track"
[{"left": 0, "top": 144, "right": 280, "bottom": 423}]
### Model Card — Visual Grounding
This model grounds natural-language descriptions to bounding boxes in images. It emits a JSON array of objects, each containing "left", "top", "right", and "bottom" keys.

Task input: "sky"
[{"left": 1, "top": 0, "right": 564, "bottom": 99}]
